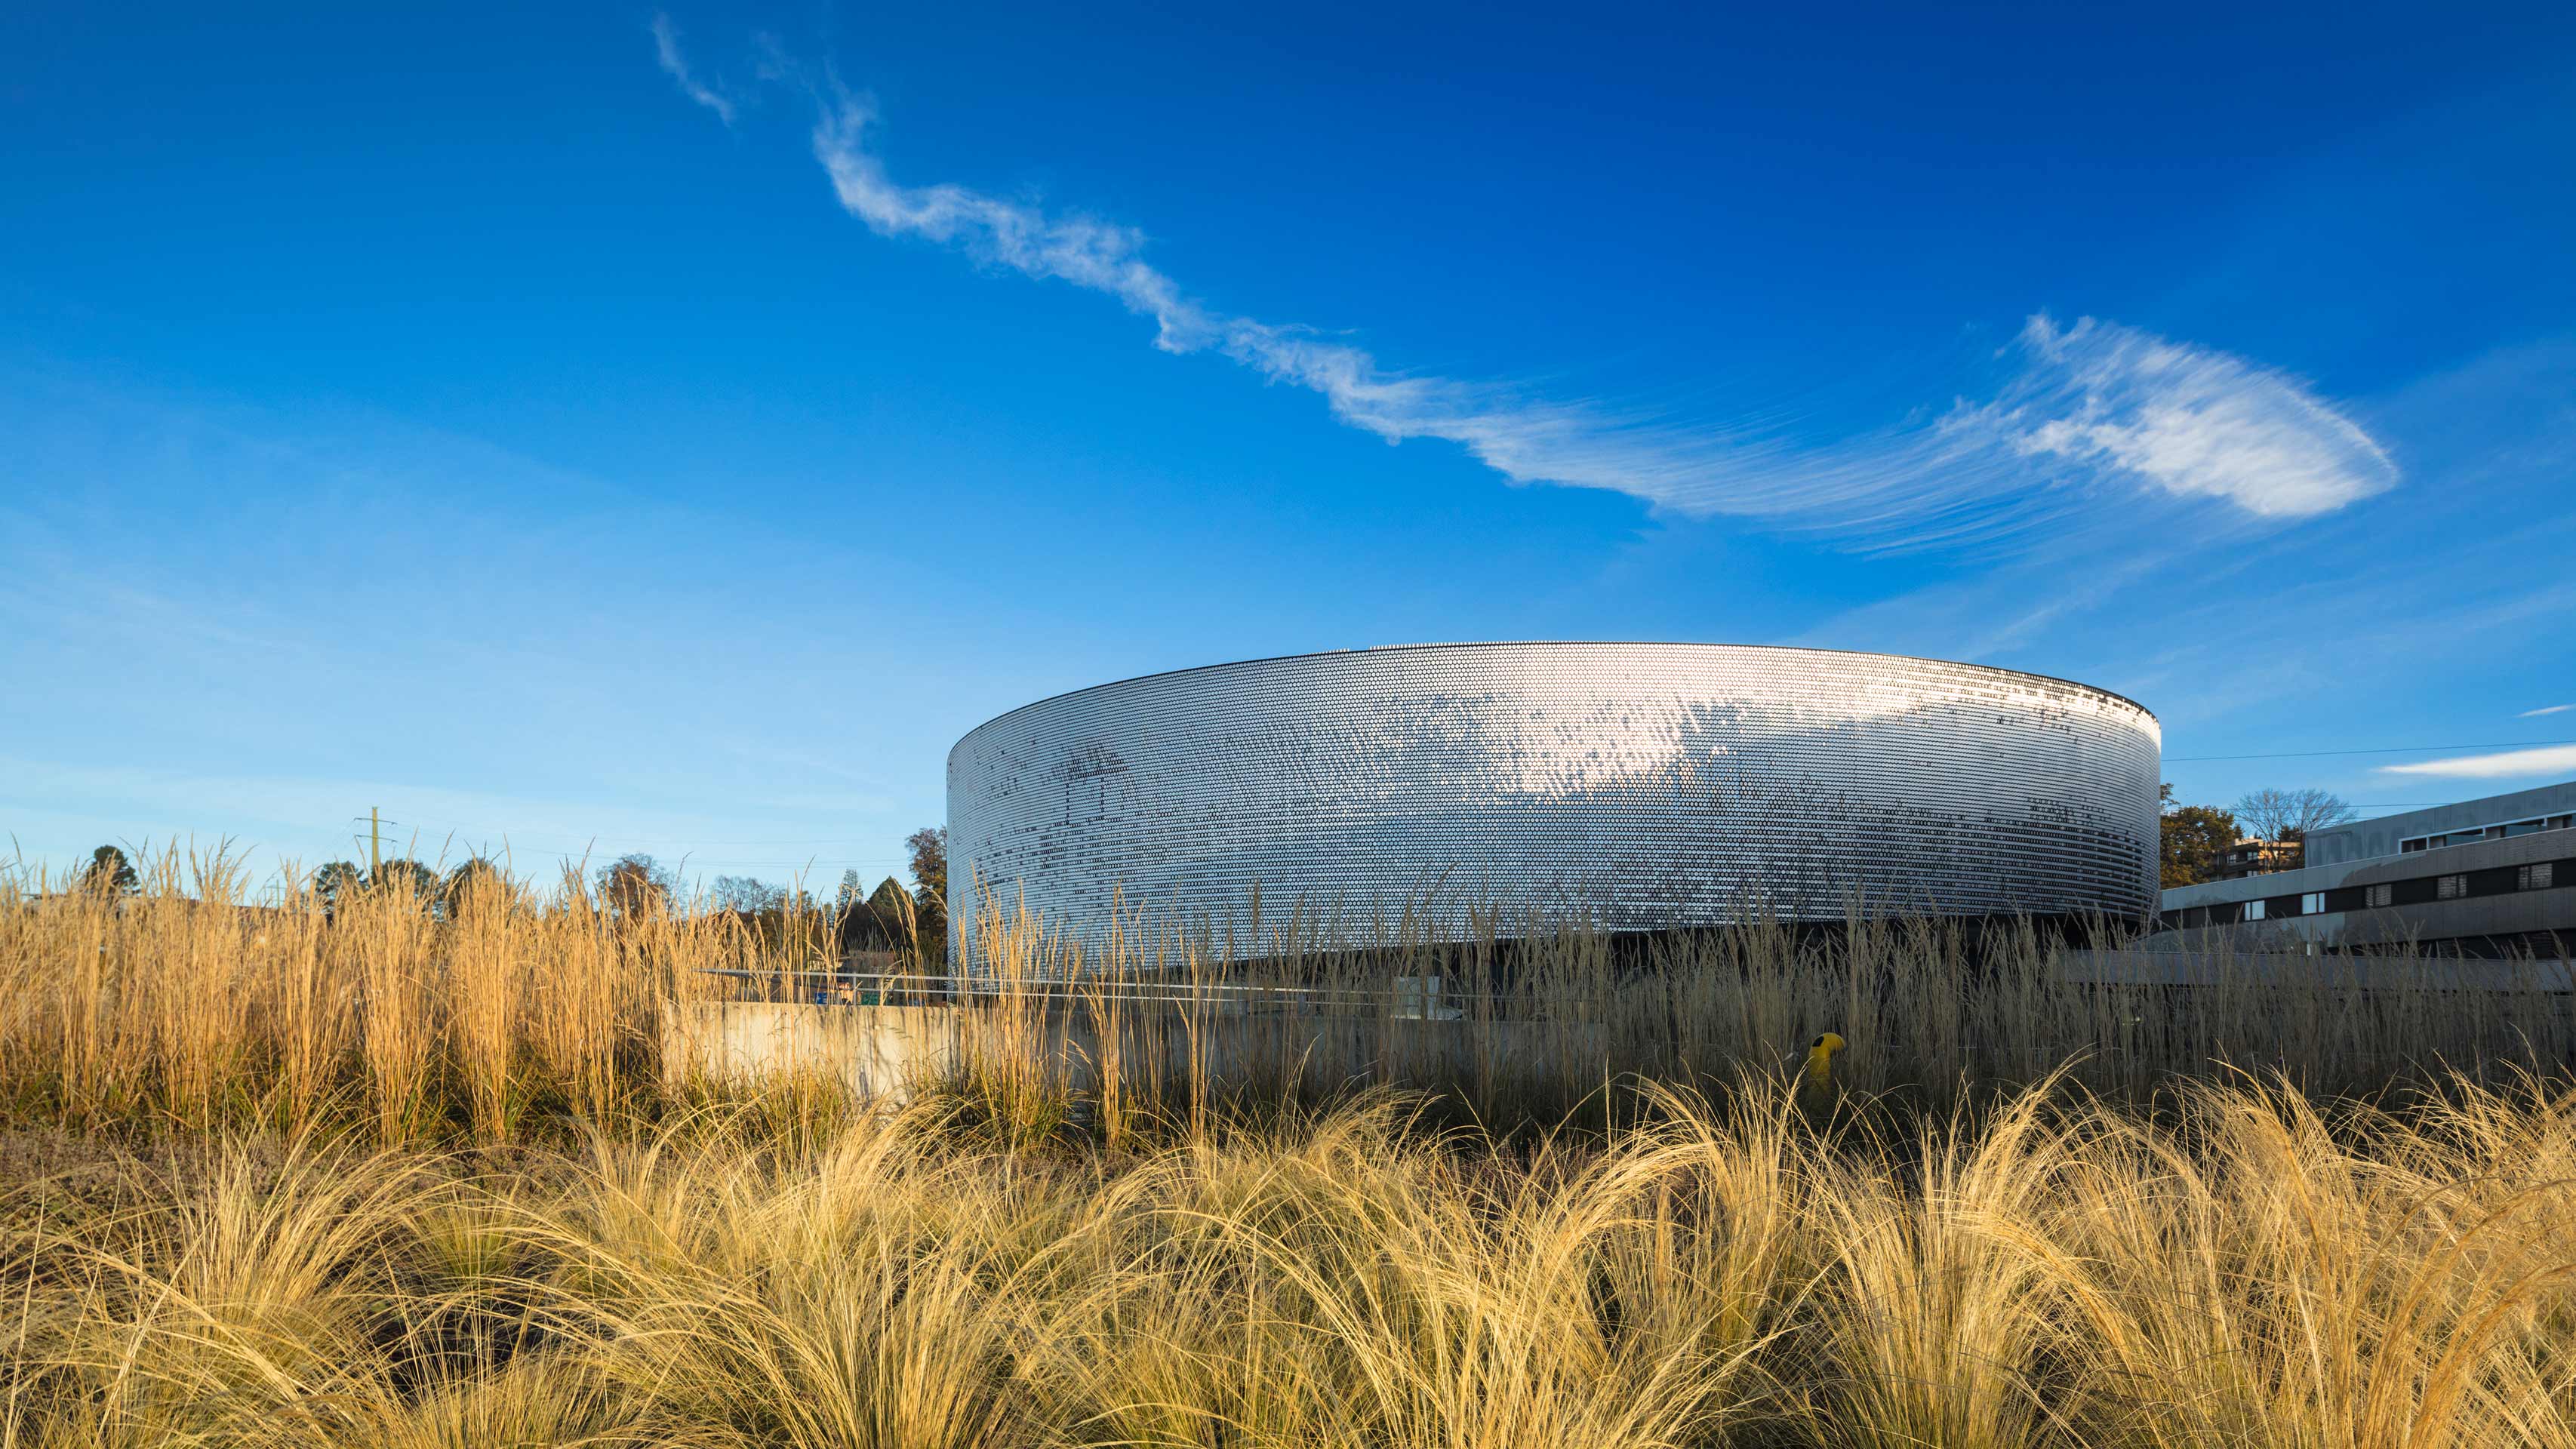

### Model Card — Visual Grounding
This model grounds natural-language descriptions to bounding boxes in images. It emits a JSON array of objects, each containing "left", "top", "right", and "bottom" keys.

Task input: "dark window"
[
  {"left": 2437, "top": 874, "right": 2467, "bottom": 900},
  {"left": 2522, "top": 863, "right": 2556, "bottom": 891},
  {"left": 2366, "top": 883, "right": 2394, "bottom": 909}
]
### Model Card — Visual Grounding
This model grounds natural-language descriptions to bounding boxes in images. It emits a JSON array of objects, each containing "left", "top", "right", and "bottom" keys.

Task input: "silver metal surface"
[{"left": 947, "top": 643, "right": 2160, "bottom": 966}]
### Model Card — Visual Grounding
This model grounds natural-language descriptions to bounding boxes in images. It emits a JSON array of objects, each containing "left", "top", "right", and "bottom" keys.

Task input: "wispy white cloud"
[
  {"left": 1957, "top": 315, "right": 2396, "bottom": 517},
  {"left": 650, "top": 14, "right": 734, "bottom": 125},
  {"left": 2381, "top": 743, "right": 2576, "bottom": 780},
  {"left": 654, "top": 35, "right": 2398, "bottom": 551},
  {"left": 2521, "top": 703, "right": 2574, "bottom": 717}
]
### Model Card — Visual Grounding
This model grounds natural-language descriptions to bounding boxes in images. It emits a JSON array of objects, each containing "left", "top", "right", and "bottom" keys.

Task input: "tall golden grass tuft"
[
  {"left": 445, "top": 867, "right": 522, "bottom": 1142},
  {"left": 522, "top": 863, "right": 626, "bottom": 1128},
  {"left": 349, "top": 878, "right": 446, "bottom": 1144},
  {"left": 260, "top": 869, "right": 352, "bottom": 1136}
]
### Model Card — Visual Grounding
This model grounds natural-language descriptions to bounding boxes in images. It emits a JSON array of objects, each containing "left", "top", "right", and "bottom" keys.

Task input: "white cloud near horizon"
[
  {"left": 2381, "top": 743, "right": 2576, "bottom": 780},
  {"left": 2520, "top": 703, "right": 2574, "bottom": 716},
  {"left": 656, "top": 34, "right": 2399, "bottom": 549}
]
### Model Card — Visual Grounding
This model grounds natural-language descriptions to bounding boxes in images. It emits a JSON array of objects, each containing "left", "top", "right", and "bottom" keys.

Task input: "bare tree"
[
  {"left": 712, "top": 875, "right": 783, "bottom": 915},
  {"left": 2231, "top": 787, "right": 2359, "bottom": 863}
]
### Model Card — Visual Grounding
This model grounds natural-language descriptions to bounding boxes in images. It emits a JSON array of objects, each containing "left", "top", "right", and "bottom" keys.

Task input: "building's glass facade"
[{"left": 947, "top": 643, "right": 2161, "bottom": 967}]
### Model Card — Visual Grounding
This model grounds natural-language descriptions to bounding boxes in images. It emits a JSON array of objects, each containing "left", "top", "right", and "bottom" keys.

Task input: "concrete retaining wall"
[
  {"left": 664, "top": 1001, "right": 965, "bottom": 1099},
  {"left": 666, "top": 999, "right": 1595, "bottom": 1102}
]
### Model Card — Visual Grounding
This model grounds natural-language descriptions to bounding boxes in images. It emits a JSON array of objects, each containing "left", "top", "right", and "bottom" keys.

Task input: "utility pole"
[{"left": 350, "top": 809, "right": 399, "bottom": 884}]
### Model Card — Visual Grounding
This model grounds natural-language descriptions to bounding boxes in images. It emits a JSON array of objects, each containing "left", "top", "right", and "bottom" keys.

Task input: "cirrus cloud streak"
[{"left": 663, "top": 24, "right": 2399, "bottom": 552}]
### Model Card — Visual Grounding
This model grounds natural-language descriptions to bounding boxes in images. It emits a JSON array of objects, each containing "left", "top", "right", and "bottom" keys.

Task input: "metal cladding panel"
[{"left": 946, "top": 643, "right": 2160, "bottom": 967}]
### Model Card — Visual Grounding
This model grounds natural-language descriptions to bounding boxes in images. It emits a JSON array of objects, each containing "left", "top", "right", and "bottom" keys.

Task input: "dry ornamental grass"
[{"left": 2, "top": 848, "right": 2572, "bottom": 1447}]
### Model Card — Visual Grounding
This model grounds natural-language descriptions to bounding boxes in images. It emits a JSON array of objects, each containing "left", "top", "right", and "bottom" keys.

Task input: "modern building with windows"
[
  {"left": 2218, "top": 838, "right": 2299, "bottom": 879},
  {"left": 946, "top": 642, "right": 2162, "bottom": 968},
  {"left": 2156, "top": 781, "right": 2576, "bottom": 957}
]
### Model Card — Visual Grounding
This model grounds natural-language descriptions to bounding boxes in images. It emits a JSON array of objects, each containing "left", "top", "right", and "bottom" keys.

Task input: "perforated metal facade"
[{"left": 946, "top": 643, "right": 2159, "bottom": 966}]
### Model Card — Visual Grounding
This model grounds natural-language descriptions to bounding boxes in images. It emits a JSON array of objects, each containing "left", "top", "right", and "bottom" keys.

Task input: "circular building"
[{"left": 946, "top": 643, "right": 2159, "bottom": 966}]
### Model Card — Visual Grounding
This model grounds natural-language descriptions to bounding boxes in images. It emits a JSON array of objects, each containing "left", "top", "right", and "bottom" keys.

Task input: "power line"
[
  {"left": 303, "top": 814, "right": 915, "bottom": 874},
  {"left": 350, "top": 846, "right": 913, "bottom": 871},
  {"left": 386, "top": 814, "right": 933, "bottom": 851},
  {"left": 406, "top": 838, "right": 909, "bottom": 862}
]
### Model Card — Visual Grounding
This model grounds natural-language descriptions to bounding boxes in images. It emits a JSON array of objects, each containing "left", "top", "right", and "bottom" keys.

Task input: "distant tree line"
[
  {"left": 69, "top": 844, "right": 516, "bottom": 920},
  {"left": 71, "top": 833, "right": 947, "bottom": 953},
  {"left": 85, "top": 786, "right": 2343, "bottom": 931},
  {"left": 309, "top": 856, "right": 509, "bottom": 920},
  {"left": 571, "top": 826, "right": 953, "bottom": 966}
]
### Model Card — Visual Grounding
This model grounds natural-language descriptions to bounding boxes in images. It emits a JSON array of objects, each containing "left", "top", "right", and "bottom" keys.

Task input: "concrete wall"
[
  {"left": 664, "top": 1001, "right": 964, "bottom": 1100},
  {"left": 670, "top": 961, "right": 2574, "bottom": 1106},
  {"left": 666, "top": 998, "right": 1593, "bottom": 1103}
]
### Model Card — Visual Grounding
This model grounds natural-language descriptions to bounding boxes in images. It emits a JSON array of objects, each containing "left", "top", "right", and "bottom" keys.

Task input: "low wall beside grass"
[
  {"left": 12, "top": 851, "right": 2576, "bottom": 1141},
  {"left": 664, "top": 1001, "right": 964, "bottom": 1099},
  {"left": 666, "top": 996, "right": 1597, "bottom": 1107},
  {"left": 674, "top": 940, "right": 2576, "bottom": 1118}
]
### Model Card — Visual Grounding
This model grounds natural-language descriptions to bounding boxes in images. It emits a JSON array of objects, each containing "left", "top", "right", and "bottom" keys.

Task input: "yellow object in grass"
[{"left": 1802, "top": 1032, "right": 1845, "bottom": 1094}]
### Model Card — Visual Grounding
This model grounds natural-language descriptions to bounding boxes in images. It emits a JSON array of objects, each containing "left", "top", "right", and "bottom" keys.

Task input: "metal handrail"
[{"left": 696, "top": 967, "right": 1541, "bottom": 1009}]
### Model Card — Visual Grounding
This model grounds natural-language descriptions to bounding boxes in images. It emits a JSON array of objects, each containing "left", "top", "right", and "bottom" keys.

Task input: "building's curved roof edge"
[{"left": 948, "top": 641, "right": 2159, "bottom": 762}]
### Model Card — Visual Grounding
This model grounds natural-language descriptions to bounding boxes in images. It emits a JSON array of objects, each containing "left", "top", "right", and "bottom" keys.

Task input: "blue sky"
[{"left": 5, "top": 2, "right": 2573, "bottom": 893}]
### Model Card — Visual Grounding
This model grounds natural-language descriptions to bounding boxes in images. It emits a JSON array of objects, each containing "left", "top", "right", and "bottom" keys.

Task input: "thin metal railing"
[{"left": 696, "top": 967, "right": 1505, "bottom": 1012}]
